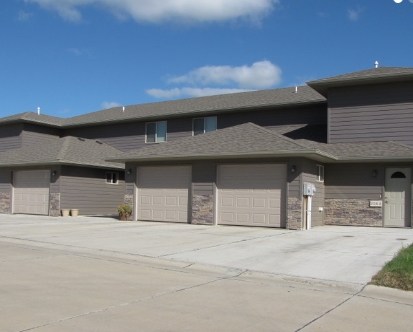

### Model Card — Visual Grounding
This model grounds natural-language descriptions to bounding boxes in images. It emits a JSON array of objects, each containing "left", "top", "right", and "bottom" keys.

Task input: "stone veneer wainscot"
[{"left": 324, "top": 199, "right": 382, "bottom": 227}]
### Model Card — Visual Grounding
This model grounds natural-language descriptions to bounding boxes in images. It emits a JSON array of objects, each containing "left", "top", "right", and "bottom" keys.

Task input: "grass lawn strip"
[{"left": 370, "top": 243, "right": 413, "bottom": 291}]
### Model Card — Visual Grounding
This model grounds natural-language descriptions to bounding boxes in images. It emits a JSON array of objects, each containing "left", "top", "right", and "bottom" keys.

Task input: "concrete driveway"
[
  {"left": 1, "top": 214, "right": 412, "bottom": 288},
  {"left": 1, "top": 214, "right": 413, "bottom": 332}
]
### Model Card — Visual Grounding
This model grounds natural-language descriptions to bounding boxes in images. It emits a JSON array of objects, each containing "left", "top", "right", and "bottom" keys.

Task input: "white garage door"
[
  {"left": 217, "top": 164, "right": 286, "bottom": 227},
  {"left": 137, "top": 166, "right": 191, "bottom": 223},
  {"left": 13, "top": 170, "right": 50, "bottom": 215}
]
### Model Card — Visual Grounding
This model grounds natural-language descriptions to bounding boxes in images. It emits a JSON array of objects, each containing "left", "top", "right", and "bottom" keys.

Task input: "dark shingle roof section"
[
  {"left": 0, "top": 112, "right": 64, "bottom": 127},
  {"left": 0, "top": 86, "right": 325, "bottom": 128},
  {"left": 0, "top": 136, "right": 124, "bottom": 169},
  {"left": 64, "top": 86, "right": 325, "bottom": 127},
  {"left": 107, "top": 123, "right": 316, "bottom": 162},
  {"left": 314, "top": 141, "right": 413, "bottom": 160},
  {"left": 108, "top": 123, "right": 413, "bottom": 163},
  {"left": 307, "top": 67, "right": 413, "bottom": 96}
]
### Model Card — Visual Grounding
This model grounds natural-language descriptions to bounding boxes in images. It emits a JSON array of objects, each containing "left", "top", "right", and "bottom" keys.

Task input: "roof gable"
[{"left": 107, "top": 123, "right": 320, "bottom": 162}]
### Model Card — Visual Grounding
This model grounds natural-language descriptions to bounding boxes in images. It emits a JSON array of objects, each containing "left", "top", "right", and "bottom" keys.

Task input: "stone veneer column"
[
  {"left": 286, "top": 196, "right": 303, "bottom": 230},
  {"left": 49, "top": 193, "right": 61, "bottom": 217},
  {"left": 0, "top": 193, "right": 11, "bottom": 214},
  {"left": 123, "top": 194, "right": 134, "bottom": 221},
  {"left": 191, "top": 194, "right": 214, "bottom": 225},
  {"left": 324, "top": 199, "right": 382, "bottom": 227},
  {"left": 124, "top": 194, "right": 133, "bottom": 207}
]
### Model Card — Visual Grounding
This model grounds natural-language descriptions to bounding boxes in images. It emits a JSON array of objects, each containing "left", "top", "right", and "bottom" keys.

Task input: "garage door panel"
[
  {"left": 13, "top": 170, "right": 50, "bottom": 215},
  {"left": 137, "top": 166, "right": 190, "bottom": 223},
  {"left": 218, "top": 164, "right": 286, "bottom": 228}
]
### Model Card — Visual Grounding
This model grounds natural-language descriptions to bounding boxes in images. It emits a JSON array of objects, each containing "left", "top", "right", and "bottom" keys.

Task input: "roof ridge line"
[{"left": 56, "top": 136, "right": 72, "bottom": 160}]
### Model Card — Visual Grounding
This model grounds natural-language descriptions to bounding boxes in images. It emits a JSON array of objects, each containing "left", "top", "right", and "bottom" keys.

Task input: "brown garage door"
[
  {"left": 137, "top": 166, "right": 191, "bottom": 223},
  {"left": 217, "top": 164, "right": 286, "bottom": 227},
  {"left": 13, "top": 170, "right": 50, "bottom": 215}
]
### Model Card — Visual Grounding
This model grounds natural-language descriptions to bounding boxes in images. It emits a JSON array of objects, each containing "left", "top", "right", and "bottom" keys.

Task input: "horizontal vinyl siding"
[
  {"left": 64, "top": 106, "right": 326, "bottom": 151},
  {"left": 0, "top": 124, "right": 22, "bottom": 152},
  {"left": 167, "top": 118, "right": 192, "bottom": 142},
  {"left": 219, "top": 105, "right": 327, "bottom": 130},
  {"left": 60, "top": 166, "right": 125, "bottom": 215},
  {"left": 64, "top": 122, "right": 145, "bottom": 152},
  {"left": 325, "top": 164, "right": 383, "bottom": 199},
  {"left": 328, "top": 82, "right": 413, "bottom": 145},
  {"left": 22, "top": 124, "right": 60, "bottom": 146},
  {"left": 192, "top": 161, "right": 215, "bottom": 196},
  {"left": 0, "top": 168, "right": 12, "bottom": 193}
]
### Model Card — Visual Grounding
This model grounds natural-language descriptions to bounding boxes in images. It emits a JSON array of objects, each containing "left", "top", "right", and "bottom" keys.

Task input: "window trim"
[
  {"left": 316, "top": 165, "right": 324, "bottom": 183},
  {"left": 106, "top": 172, "right": 119, "bottom": 185},
  {"left": 145, "top": 121, "right": 167, "bottom": 143},
  {"left": 192, "top": 116, "right": 217, "bottom": 136}
]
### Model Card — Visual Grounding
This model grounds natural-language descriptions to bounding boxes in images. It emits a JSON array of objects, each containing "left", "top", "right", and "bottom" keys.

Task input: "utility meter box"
[{"left": 303, "top": 183, "right": 316, "bottom": 196}]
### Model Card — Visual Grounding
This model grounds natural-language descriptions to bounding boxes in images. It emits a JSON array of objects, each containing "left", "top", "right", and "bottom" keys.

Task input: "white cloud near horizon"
[
  {"left": 25, "top": 0, "right": 279, "bottom": 23},
  {"left": 147, "top": 60, "right": 282, "bottom": 99},
  {"left": 102, "top": 101, "right": 121, "bottom": 109},
  {"left": 348, "top": 7, "right": 363, "bottom": 21}
]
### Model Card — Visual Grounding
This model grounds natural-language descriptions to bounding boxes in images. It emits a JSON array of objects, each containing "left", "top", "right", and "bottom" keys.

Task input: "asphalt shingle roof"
[
  {"left": 274, "top": 125, "right": 413, "bottom": 161},
  {"left": 108, "top": 123, "right": 413, "bottom": 163},
  {"left": 107, "top": 122, "right": 317, "bottom": 162},
  {"left": 0, "top": 136, "right": 124, "bottom": 169},
  {"left": 307, "top": 67, "right": 413, "bottom": 96},
  {"left": 0, "top": 112, "right": 64, "bottom": 127},
  {"left": 0, "top": 86, "right": 325, "bottom": 128}
]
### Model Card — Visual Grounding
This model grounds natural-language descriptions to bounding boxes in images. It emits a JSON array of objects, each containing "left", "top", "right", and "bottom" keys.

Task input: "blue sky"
[{"left": 1, "top": 0, "right": 412, "bottom": 118}]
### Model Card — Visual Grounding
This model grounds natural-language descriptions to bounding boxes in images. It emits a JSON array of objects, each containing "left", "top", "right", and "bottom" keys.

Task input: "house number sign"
[{"left": 369, "top": 200, "right": 382, "bottom": 207}]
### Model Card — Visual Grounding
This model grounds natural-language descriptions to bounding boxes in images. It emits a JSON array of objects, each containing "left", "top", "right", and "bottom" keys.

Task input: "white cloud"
[
  {"left": 18, "top": 11, "right": 33, "bottom": 21},
  {"left": 146, "top": 87, "right": 251, "bottom": 99},
  {"left": 168, "top": 61, "right": 282, "bottom": 89},
  {"left": 24, "top": 0, "right": 279, "bottom": 23},
  {"left": 102, "top": 101, "right": 121, "bottom": 109},
  {"left": 347, "top": 7, "right": 363, "bottom": 21},
  {"left": 147, "top": 60, "right": 282, "bottom": 99},
  {"left": 68, "top": 48, "right": 82, "bottom": 56}
]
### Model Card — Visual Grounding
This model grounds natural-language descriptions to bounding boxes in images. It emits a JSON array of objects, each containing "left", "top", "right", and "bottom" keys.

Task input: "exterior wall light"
[
  {"left": 127, "top": 168, "right": 132, "bottom": 175},
  {"left": 291, "top": 165, "right": 296, "bottom": 173},
  {"left": 52, "top": 171, "right": 57, "bottom": 176},
  {"left": 372, "top": 170, "right": 377, "bottom": 177}
]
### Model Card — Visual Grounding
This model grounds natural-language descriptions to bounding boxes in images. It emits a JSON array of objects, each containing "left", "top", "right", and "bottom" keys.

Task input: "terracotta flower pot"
[{"left": 119, "top": 213, "right": 131, "bottom": 221}]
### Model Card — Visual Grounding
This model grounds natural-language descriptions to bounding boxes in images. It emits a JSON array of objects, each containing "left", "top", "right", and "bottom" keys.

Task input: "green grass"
[{"left": 370, "top": 243, "right": 413, "bottom": 291}]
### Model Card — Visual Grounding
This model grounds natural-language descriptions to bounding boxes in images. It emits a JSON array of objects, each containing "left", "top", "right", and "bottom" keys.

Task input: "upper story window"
[
  {"left": 316, "top": 165, "right": 324, "bottom": 182},
  {"left": 146, "top": 121, "right": 167, "bottom": 143},
  {"left": 106, "top": 172, "right": 118, "bottom": 184},
  {"left": 193, "top": 116, "right": 217, "bottom": 136}
]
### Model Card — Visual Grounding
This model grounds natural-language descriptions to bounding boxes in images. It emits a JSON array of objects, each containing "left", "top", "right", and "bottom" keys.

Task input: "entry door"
[{"left": 384, "top": 168, "right": 411, "bottom": 227}]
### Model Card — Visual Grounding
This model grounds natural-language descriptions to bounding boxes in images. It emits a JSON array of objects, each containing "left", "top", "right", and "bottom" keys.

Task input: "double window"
[
  {"left": 106, "top": 172, "right": 118, "bottom": 184},
  {"left": 146, "top": 121, "right": 167, "bottom": 143},
  {"left": 316, "top": 165, "right": 324, "bottom": 182},
  {"left": 193, "top": 116, "right": 217, "bottom": 136}
]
